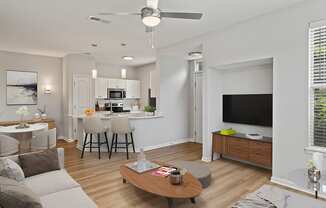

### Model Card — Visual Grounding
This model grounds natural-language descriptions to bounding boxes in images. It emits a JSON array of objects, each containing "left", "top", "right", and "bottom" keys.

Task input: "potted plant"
[
  {"left": 144, "top": 105, "right": 156, "bottom": 116},
  {"left": 16, "top": 106, "right": 30, "bottom": 129},
  {"left": 308, "top": 160, "right": 321, "bottom": 183}
]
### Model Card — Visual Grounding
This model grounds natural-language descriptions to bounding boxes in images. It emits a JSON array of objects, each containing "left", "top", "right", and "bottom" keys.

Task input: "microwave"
[{"left": 108, "top": 89, "right": 126, "bottom": 100}]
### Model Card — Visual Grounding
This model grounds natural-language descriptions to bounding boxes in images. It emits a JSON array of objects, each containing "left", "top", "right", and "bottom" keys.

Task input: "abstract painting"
[{"left": 6, "top": 71, "right": 38, "bottom": 105}]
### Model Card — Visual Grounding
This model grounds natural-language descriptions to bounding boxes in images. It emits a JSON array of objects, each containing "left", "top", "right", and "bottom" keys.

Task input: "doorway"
[{"left": 72, "top": 74, "right": 92, "bottom": 139}]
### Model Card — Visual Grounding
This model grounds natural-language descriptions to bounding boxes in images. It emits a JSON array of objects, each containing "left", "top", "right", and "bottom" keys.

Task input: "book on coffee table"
[
  {"left": 151, "top": 166, "right": 176, "bottom": 177},
  {"left": 125, "top": 161, "right": 160, "bottom": 174}
]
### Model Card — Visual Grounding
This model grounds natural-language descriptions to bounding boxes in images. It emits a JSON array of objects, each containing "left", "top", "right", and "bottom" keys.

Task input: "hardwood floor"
[{"left": 57, "top": 140, "right": 271, "bottom": 208}]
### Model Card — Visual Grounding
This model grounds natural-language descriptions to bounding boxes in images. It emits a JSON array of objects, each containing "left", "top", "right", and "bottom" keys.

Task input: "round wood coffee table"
[{"left": 120, "top": 163, "right": 203, "bottom": 208}]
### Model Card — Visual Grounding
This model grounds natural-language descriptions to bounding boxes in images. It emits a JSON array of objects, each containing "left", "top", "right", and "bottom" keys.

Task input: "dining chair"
[
  {"left": 81, "top": 117, "right": 110, "bottom": 159},
  {"left": 0, "top": 135, "right": 19, "bottom": 156},
  {"left": 31, "top": 128, "right": 57, "bottom": 150},
  {"left": 109, "top": 117, "right": 135, "bottom": 160}
]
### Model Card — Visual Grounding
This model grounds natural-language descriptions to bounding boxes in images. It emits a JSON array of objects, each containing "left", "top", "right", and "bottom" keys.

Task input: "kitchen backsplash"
[{"left": 96, "top": 99, "right": 140, "bottom": 111}]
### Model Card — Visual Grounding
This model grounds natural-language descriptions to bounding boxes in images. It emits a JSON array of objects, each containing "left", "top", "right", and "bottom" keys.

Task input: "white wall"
[
  {"left": 158, "top": 54, "right": 192, "bottom": 140},
  {"left": 157, "top": 0, "right": 326, "bottom": 189},
  {"left": 96, "top": 62, "right": 137, "bottom": 79},
  {"left": 0, "top": 51, "right": 63, "bottom": 136},
  {"left": 62, "top": 54, "right": 95, "bottom": 138},
  {"left": 216, "top": 63, "right": 273, "bottom": 137}
]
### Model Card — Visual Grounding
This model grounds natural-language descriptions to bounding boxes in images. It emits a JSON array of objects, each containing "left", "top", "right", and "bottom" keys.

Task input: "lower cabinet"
[
  {"left": 249, "top": 141, "right": 272, "bottom": 167},
  {"left": 226, "top": 137, "right": 249, "bottom": 161},
  {"left": 212, "top": 133, "right": 272, "bottom": 168}
]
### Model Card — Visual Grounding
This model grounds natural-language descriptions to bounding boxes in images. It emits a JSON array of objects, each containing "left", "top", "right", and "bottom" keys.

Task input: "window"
[{"left": 309, "top": 21, "right": 326, "bottom": 147}]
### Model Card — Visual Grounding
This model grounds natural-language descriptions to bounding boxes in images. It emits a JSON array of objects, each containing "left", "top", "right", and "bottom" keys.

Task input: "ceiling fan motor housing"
[{"left": 141, "top": 7, "right": 161, "bottom": 27}]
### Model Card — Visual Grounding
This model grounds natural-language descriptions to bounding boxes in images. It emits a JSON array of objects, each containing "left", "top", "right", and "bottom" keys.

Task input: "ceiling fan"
[{"left": 94, "top": 0, "right": 203, "bottom": 32}]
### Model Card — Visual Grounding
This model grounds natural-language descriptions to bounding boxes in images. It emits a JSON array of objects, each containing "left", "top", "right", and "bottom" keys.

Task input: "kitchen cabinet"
[
  {"left": 108, "top": 78, "right": 126, "bottom": 89},
  {"left": 126, "top": 80, "right": 141, "bottom": 99},
  {"left": 95, "top": 78, "right": 108, "bottom": 99}
]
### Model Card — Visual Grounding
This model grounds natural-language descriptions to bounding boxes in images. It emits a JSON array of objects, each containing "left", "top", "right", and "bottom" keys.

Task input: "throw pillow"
[
  {"left": 0, "top": 158, "right": 25, "bottom": 182},
  {"left": 19, "top": 148, "right": 60, "bottom": 177},
  {"left": 0, "top": 176, "right": 42, "bottom": 208}
]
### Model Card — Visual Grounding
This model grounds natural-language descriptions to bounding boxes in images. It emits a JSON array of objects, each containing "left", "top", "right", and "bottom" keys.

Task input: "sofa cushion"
[
  {"left": 0, "top": 158, "right": 25, "bottom": 182},
  {"left": 0, "top": 176, "right": 42, "bottom": 208},
  {"left": 24, "top": 169, "right": 80, "bottom": 197},
  {"left": 4, "top": 148, "right": 65, "bottom": 170},
  {"left": 41, "top": 187, "right": 97, "bottom": 208},
  {"left": 19, "top": 148, "right": 60, "bottom": 177}
]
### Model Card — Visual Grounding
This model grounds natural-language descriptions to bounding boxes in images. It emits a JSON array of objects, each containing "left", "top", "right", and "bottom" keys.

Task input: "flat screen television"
[{"left": 223, "top": 94, "right": 272, "bottom": 127}]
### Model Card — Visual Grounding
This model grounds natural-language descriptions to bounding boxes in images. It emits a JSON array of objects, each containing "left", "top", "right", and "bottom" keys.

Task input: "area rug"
[{"left": 232, "top": 185, "right": 326, "bottom": 208}]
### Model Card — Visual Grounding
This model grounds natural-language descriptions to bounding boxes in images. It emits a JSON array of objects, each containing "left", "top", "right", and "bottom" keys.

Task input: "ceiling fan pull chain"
[{"left": 151, "top": 30, "right": 155, "bottom": 48}]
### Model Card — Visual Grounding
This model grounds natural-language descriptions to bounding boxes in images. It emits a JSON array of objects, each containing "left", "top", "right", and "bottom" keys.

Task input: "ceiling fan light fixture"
[
  {"left": 141, "top": 7, "right": 161, "bottom": 27},
  {"left": 142, "top": 16, "right": 160, "bottom": 27}
]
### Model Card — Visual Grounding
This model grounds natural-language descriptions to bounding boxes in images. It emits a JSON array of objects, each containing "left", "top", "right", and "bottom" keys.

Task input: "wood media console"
[{"left": 211, "top": 131, "right": 272, "bottom": 168}]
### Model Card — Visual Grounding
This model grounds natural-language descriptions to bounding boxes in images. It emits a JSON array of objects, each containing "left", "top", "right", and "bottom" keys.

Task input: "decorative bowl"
[{"left": 308, "top": 168, "right": 321, "bottom": 183}]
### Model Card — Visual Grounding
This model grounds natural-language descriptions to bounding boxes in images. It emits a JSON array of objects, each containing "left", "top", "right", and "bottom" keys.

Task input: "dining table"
[{"left": 0, "top": 123, "right": 48, "bottom": 153}]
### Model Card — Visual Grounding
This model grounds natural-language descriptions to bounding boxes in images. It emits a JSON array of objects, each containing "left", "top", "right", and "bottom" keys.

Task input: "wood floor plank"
[{"left": 57, "top": 140, "right": 271, "bottom": 208}]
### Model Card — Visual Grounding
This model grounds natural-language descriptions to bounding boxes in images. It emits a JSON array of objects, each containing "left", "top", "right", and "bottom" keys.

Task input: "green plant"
[
  {"left": 308, "top": 160, "right": 316, "bottom": 169},
  {"left": 144, "top": 105, "right": 156, "bottom": 112}
]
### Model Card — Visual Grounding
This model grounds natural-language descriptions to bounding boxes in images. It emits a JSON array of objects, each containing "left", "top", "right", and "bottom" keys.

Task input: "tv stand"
[{"left": 211, "top": 131, "right": 272, "bottom": 168}]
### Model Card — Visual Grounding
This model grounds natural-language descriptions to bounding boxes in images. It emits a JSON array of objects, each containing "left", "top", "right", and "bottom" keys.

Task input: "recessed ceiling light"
[
  {"left": 91, "top": 43, "right": 98, "bottom": 47},
  {"left": 122, "top": 56, "right": 134, "bottom": 61},
  {"left": 121, "top": 43, "right": 127, "bottom": 47}
]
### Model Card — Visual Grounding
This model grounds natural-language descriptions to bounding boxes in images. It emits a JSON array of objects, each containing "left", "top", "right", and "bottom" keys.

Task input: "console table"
[
  {"left": 211, "top": 131, "right": 272, "bottom": 168},
  {"left": 0, "top": 118, "right": 55, "bottom": 129}
]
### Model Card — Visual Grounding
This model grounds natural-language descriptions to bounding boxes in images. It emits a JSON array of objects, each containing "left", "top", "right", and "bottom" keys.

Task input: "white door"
[
  {"left": 72, "top": 75, "right": 91, "bottom": 138},
  {"left": 194, "top": 72, "right": 203, "bottom": 143}
]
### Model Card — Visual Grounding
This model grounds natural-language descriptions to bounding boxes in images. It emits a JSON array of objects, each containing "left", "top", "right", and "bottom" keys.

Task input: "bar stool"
[
  {"left": 109, "top": 117, "right": 135, "bottom": 160},
  {"left": 81, "top": 117, "right": 110, "bottom": 159}
]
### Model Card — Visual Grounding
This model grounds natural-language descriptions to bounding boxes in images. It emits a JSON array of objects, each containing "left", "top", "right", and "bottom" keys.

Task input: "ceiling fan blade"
[
  {"left": 160, "top": 12, "right": 203, "bottom": 20},
  {"left": 88, "top": 16, "right": 111, "bottom": 24},
  {"left": 145, "top": 26, "right": 155, "bottom": 33},
  {"left": 146, "top": 0, "right": 159, "bottom": 9},
  {"left": 98, "top": 12, "right": 141, "bottom": 16}
]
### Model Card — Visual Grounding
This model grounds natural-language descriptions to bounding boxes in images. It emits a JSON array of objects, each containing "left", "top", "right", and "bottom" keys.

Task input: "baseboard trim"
[
  {"left": 76, "top": 138, "right": 192, "bottom": 153},
  {"left": 201, "top": 156, "right": 211, "bottom": 163},
  {"left": 271, "top": 176, "right": 326, "bottom": 199},
  {"left": 136, "top": 138, "right": 192, "bottom": 152}
]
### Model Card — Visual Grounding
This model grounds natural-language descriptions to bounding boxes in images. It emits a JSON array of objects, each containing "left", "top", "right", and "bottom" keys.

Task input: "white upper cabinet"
[
  {"left": 126, "top": 80, "right": 141, "bottom": 99},
  {"left": 94, "top": 78, "right": 108, "bottom": 99},
  {"left": 108, "top": 78, "right": 126, "bottom": 89}
]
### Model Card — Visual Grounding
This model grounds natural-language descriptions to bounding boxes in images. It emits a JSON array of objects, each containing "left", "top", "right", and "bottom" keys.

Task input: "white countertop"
[{"left": 70, "top": 111, "right": 163, "bottom": 120}]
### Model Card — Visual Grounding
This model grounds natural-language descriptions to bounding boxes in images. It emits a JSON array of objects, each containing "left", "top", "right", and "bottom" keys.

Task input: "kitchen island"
[{"left": 72, "top": 111, "right": 164, "bottom": 152}]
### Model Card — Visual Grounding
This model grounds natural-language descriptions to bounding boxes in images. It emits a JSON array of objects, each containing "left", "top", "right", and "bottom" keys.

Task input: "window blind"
[{"left": 310, "top": 22, "right": 326, "bottom": 147}]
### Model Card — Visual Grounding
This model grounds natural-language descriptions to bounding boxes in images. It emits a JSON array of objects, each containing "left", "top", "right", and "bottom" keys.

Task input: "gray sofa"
[{"left": 4, "top": 148, "right": 97, "bottom": 208}]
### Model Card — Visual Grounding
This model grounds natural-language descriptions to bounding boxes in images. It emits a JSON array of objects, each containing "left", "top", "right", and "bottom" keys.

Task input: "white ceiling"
[{"left": 0, "top": 0, "right": 306, "bottom": 66}]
